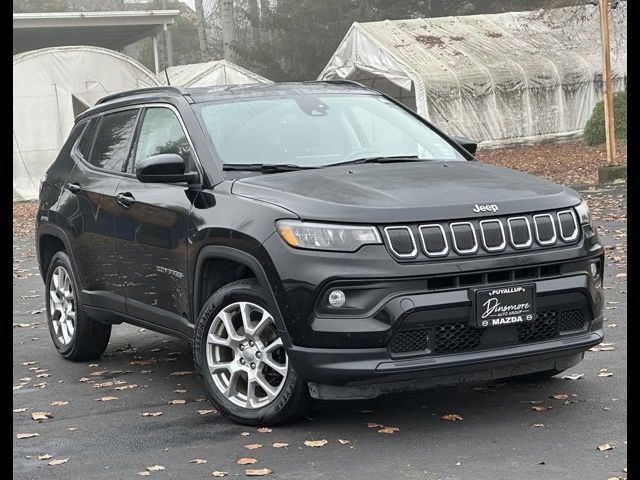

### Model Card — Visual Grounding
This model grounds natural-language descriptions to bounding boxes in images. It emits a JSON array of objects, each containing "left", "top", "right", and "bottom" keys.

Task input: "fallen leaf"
[
  {"left": 22, "top": 361, "right": 37, "bottom": 366},
  {"left": 13, "top": 408, "right": 27, "bottom": 413},
  {"left": 168, "top": 399, "right": 186, "bottom": 405},
  {"left": 531, "top": 405, "right": 551, "bottom": 412},
  {"left": 598, "top": 443, "right": 614, "bottom": 451},
  {"left": 441, "top": 414, "right": 464, "bottom": 422},
  {"left": 211, "top": 472, "right": 228, "bottom": 477},
  {"left": 237, "top": 458, "right": 257, "bottom": 465},
  {"left": 551, "top": 394, "right": 569, "bottom": 400},
  {"left": 130, "top": 360, "right": 156, "bottom": 366},
  {"left": 562, "top": 374, "right": 584, "bottom": 380},
  {"left": 256, "top": 427, "right": 272, "bottom": 433},
  {"left": 366, "top": 422, "right": 383, "bottom": 428},
  {"left": 189, "top": 459, "right": 207, "bottom": 464},
  {"left": 14, "top": 323, "right": 33, "bottom": 328},
  {"left": 140, "top": 412, "right": 163, "bottom": 417},
  {"left": 90, "top": 370, "right": 108, "bottom": 376},
  {"left": 272, "top": 442, "right": 289, "bottom": 448},
  {"left": 67, "top": 427, "right": 77, "bottom": 431},
  {"left": 378, "top": 427, "right": 400, "bottom": 434},
  {"left": 531, "top": 423, "right": 546, "bottom": 428},
  {"left": 48, "top": 458, "right": 68, "bottom": 466},
  {"left": 16, "top": 433, "right": 39, "bottom": 439},
  {"left": 50, "top": 401, "right": 68, "bottom": 406},
  {"left": 338, "top": 439, "right": 351, "bottom": 445},
  {"left": 169, "top": 371, "right": 193, "bottom": 376},
  {"left": 240, "top": 432, "right": 250, "bottom": 436},
  {"left": 175, "top": 389, "right": 187, "bottom": 393},
  {"left": 38, "top": 454, "right": 53, "bottom": 460},
  {"left": 31, "top": 412, "right": 53, "bottom": 421},
  {"left": 244, "top": 444, "right": 263, "bottom": 450},
  {"left": 115, "top": 384, "right": 138, "bottom": 390},
  {"left": 615, "top": 273, "right": 626, "bottom": 278},
  {"left": 598, "top": 372, "right": 614, "bottom": 377},
  {"left": 197, "top": 409, "right": 216, "bottom": 415},
  {"left": 136, "top": 472, "right": 151, "bottom": 477},
  {"left": 97, "top": 396, "right": 118, "bottom": 402},
  {"left": 246, "top": 468, "right": 272, "bottom": 476},
  {"left": 146, "top": 465, "right": 165, "bottom": 472},
  {"left": 304, "top": 439, "right": 328, "bottom": 447},
  {"left": 88, "top": 364, "right": 99, "bottom": 368}
]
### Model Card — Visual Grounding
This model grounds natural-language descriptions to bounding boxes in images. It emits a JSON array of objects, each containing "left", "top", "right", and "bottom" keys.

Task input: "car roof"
[{"left": 76, "top": 80, "right": 376, "bottom": 123}]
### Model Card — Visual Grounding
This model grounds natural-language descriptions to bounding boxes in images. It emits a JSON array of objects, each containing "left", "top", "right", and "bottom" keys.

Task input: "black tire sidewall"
[
  {"left": 45, "top": 251, "right": 82, "bottom": 355},
  {"left": 194, "top": 280, "right": 302, "bottom": 425}
]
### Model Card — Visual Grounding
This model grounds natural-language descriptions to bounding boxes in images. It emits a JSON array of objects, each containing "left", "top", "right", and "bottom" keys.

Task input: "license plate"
[{"left": 475, "top": 284, "right": 536, "bottom": 328}]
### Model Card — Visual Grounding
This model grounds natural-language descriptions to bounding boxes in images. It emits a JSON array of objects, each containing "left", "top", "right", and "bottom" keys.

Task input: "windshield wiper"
[
  {"left": 325, "top": 155, "right": 428, "bottom": 167},
  {"left": 223, "top": 163, "right": 316, "bottom": 172}
]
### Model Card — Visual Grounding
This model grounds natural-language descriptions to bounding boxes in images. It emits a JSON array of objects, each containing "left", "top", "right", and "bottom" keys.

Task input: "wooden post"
[{"left": 599, "top": 0, "right": 617, "bottom": 165}]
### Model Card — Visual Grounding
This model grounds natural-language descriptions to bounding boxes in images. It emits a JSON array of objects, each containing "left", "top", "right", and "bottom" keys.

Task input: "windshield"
[{"left": 194, "top": 93, "right": 466, "bottom": 168}]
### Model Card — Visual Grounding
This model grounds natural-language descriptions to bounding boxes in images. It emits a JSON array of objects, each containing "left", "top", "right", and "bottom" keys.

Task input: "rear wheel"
[
  {"left": 45, "top": 251, "right": 111, "bottom": 361},
  {"left": 194, "top": 279, "right": 310, "bottom": 425}
]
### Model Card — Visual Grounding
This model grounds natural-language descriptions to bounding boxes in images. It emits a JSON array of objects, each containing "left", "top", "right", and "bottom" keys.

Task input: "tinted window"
[
  {"left": 132, "top": 107, "right": 193, "bottom": 172},
  {"left": 76, "top": 118, "right": 98, "bottom": 160},
  {"left": 88, "top": 110, "right": 139, "bottom": 171}
]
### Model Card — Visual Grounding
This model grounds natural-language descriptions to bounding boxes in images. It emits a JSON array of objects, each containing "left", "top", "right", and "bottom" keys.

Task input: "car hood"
[{"left": 231, "top": 161, "right": 581, "bottom": 223}]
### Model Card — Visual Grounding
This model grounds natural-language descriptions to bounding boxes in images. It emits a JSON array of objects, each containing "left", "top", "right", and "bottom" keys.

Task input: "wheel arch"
[
  {"left": 37, "top": 224, "right": 82, "bottom": 287},
  {"left": 193, "top": 245, "right": 292, "bottom": 348}
]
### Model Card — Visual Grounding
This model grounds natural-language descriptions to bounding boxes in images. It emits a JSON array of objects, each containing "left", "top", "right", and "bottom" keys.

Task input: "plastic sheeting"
[
  {"left": 158, "top": 60, "right": 272, "bottom": 87},
  {"left": 319, "top": 3, "right": 627, "bottom": 146},
  {"left": 13, "top": 46, "right": 159, "bottom": 201}
]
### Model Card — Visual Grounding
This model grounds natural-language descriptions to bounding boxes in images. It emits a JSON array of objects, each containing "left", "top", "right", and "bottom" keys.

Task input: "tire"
[
  {"left": 45, "top": 251, "right": 111, "bottom": 361},
  {"left": 193, "top": 279, "right": 310, "bottom": 426}
]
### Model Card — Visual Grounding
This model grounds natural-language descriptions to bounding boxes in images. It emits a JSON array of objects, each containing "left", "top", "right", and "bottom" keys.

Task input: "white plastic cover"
[
  {"left": 319, "top": 3, "right": 627, "bottom": 146},
  {"left": 158, "top": 59, "right": 272, "bottom": 87},
  {"left": 13, "top": 46, "right": 159, "bottom": 201}
]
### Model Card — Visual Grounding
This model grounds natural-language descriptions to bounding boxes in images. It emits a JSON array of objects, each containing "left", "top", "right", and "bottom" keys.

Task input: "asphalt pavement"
[{"left": 13, "top": 186, "right": 627, "bottom": 480}]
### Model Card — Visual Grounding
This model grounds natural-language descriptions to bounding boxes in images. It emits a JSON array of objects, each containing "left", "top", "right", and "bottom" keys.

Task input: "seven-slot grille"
[{"left": 384, "top": 209, "right": 580, "bottom": 260}]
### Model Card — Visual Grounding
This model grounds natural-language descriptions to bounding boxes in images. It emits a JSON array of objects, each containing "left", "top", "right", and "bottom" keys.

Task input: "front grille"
[
  {"left": 381, "top": 208, "right": 579, "bottom": 260},
  {"left": 434, "top": 322, "right": 483, "bottom": 353},
  {"left": 450, "top": 222, "right": 478, "bottom": 254},
  {"left": 389, "top": 310, "right": 566, "bottom": 356},
  {"left": 517, "top": 310, "right": 557, "bottom": 342},
  {"left": 419, "top": 224, "right": 448, "bottom": 256},
  {"left": 388, "top": 329, "right": 430, "bottom": 353},
  {"left": 558, "top": 309, "right": 585, "bottom": 331},
  {"left": 384, "top": 227, "right": 416, "bottom": 257},
  {"left": 533, "top": 214, "right": 556, "bottom": 245}
]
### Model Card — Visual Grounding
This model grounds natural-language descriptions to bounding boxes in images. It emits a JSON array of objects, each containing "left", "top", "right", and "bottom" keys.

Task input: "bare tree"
[
  {"left": 195, "top": 0, "right": 209, "bottom": 61},
  {"left": 221, "top": 0, "right": 237, "bottom": 62}
]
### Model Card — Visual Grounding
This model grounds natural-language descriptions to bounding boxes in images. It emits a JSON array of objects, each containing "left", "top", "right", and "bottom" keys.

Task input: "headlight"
[
  {"left": 276, "top": 220, "right": 382, "bottom": 252},
  {"left": 574, "top": 200, "right": 591, "bottom": 225}
]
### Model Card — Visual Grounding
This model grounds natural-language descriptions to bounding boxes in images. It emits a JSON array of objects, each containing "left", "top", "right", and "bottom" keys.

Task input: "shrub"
[{"left": 583, "top": 91, "right": 627, "bottom": 146}]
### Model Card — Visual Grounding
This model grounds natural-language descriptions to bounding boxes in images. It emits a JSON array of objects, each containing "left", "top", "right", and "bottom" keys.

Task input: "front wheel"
[{"left": 193, "top": 279, "right": 310, "bottom": 426}]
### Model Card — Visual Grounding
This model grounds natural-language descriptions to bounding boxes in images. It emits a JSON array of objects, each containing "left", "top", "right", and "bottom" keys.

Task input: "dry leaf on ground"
[
  {"left": 246, "top": 468, "right": 272, "bottom": 476},
  {"left": 198, "top": 409, "right": 216, "bottom": 415},
  {"left": 531, "top": 405, "right": 552, "bottom": 412},
  {"left": 136, "top": 472, "right": 151, "bottom": 477},
  {"left": 304, "top": 439, "right": 328, "bottom": 447},
  {"left": 146, "top": 465, "right": 165, "bottom": 472},
  {"left": 211, "top": 472, "right": 228, "bottom": 477},
  {"left": 13, "top": 408, "right": 27, "bottom": 413},
  {"left": 140, "top": 412, "right": 163, "bottom": 417},
  {"left": 256, "top": 427, "right": 272, "bottom": 433},
  {"left": 237, "top": 458, "right": 258, "bottom": 465},
  {"left": 38, "top": 454, "right": 53, "bottom": 460},
  {"left": 378, "top": 427, "right": 400, "bottom": 434},
  {"left": 169, "top": 371, "right": 193, "bottom": 376},
  {"left": 168, "top": 399, "right": 186, "bottom": 405},
  {"left": 244, "top": 444, "right": 263, "bottom": 450},
  {"left": 338, "top": 439, "right": 351, "bottom": 445},
  {"left": 50, "top": 401, "right": 68, "bottom": 406},
  {"left": 97, "top": 396, "right": 118, "bottom": 402},
  {"left": 441, "top": 414, "right": 464, "bottom": 422},
  {"left": 272, "top": 442, "right": 289, "bottom": 448},
  {"left": 189, "top": 459, "right": 207, "bottom": 464},
  {"left": 48, "top": 458, "right": 68, "bottom": 466},
  {"left": 551, "top": 394, "right": 569, "bottom": 400},
  {"left": 598, "top": 443, "right": 614, "bottom": 451},
  {"left": 562, "top": 374, "right": 584, "bottom": 380},
  {"left": 598, "top": 372, "right": 614, "bottom": 378},
  {"left": 16, "top": 433, "right": 39, "bottom": 439},
  {"left": 32, "top": 412, "right": 53, "bottom": 421}
]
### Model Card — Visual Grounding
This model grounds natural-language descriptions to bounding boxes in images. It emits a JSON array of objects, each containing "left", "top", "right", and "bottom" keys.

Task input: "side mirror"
[
  {"left": 136, "top": 153, "right": 199, "bottom": 184},
  {"left": 452, "top": 136, "right": 478, "bottom": 156}
]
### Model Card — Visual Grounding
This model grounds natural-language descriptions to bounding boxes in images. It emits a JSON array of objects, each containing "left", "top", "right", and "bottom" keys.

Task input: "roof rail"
[
  {"left": 96, "top": 86, "right": 186, "bottom": 105},
  {"left": 308, "top": 79, "right": 368, "bottom": 89}
]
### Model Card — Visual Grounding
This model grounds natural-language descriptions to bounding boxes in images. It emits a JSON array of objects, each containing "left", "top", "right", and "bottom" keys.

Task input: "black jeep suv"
[{"left": 36, "top": 82, "right": 604, "bottom": 425}]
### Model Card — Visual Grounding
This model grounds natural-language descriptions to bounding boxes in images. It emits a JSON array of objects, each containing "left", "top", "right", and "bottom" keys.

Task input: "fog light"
[{"left": 328, "top": 289, "right": 346, "bottom": 308}]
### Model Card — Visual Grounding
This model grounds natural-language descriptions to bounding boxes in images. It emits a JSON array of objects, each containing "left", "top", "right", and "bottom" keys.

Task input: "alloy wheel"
[{"left": 49, "top": 265, "right": 76, "bottom": 345}]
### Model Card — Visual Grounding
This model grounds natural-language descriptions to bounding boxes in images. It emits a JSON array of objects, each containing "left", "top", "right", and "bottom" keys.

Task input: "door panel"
[{"left": 114, "top": 106, "right": 197, "bottom": 335}]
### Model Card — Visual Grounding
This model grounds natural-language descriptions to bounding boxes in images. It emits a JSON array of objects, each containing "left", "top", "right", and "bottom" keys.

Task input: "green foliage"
[{"left": 583, "top": 91, "right": 627, "bottom": 146}]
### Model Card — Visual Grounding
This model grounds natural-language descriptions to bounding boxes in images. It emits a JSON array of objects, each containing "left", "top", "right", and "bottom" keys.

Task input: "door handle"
[
  {"left": 65, "top": 182, "right": 81, "bottom": 194},
  {"left": 116, "top": 192, "right": 135, "bottom": 208}
]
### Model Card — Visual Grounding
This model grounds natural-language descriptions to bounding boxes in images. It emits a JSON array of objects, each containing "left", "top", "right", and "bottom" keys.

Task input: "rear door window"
[{"left": 88, "top": 109, "right": 139, "bottom": 172}]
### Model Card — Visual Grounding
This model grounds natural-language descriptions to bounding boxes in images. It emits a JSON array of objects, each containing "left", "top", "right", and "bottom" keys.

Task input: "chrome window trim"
[
  {"left": 384, "top": 226, "right": 418, "bottom": 258},
  {"left": 557, "top": 210, "right": 579, "bottom": 242},
  {"left": 449, "top": 221, "right": 478, "bottom": 254},
  {"left": 479, "top": 219, "right": 506, "bottom": 252},
  {"left": 507, "top": 216, "right": 532, "bottom": 249},
  {"left": 533, "top": 213, "right": 557, "bottom": 246},
  {"left": 418, "top": 224, "right": 449, "bottom": 257}
]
